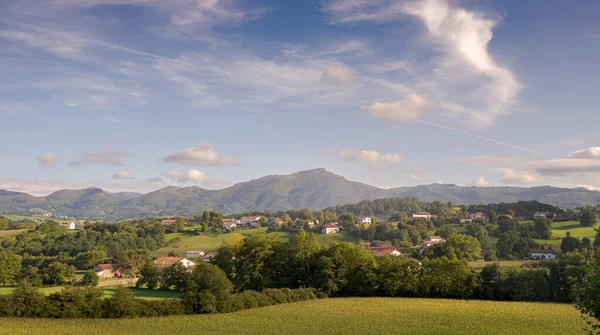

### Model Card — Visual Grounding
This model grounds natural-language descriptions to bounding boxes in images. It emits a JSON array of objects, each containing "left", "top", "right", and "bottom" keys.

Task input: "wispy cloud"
[
  {"left": 469, "top": 176, "right": 490, "bottom": 187},
  {"left": 164, "top": 169, "right": 209, "bottom": 183},
  {"left": 500, "top": 169, "right": 539, "bottom": 185},
  {"left": 70, "top": 148, "right": 129, "bottom": 166},
  {"left": 162, "top": 143, "right": 237, "bottom": 166},
  {"left": 362, "top": 93, "right": 433, "bottom": 122},
  {"left": 321, "top": 65, "right": 357, "bottom": 84},
  {"left": 37, "top": 152, "right": 60, "bottom": 166},
  {"left": 338, "top": 149, "right": 402, "bottom": 169},
  {"left": 112, "top": 170, "right": 134, "bottom": 180}
]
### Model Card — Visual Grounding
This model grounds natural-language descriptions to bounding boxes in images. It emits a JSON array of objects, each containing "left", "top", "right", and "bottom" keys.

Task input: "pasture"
[
  {"left": 152, "top": 228, "right": 358, "bottom": 257},
  {"left": 0, "top": 298, "right": 586, "bottom": 335}
]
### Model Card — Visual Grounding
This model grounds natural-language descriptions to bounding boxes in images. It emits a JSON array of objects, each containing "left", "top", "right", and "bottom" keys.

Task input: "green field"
[
  {"left": 551, "top": 220, "right": 599, "bottom": 238},
  {"left": 0, "top": 298, "right": 586, "bottom": 335},
  {"left": 468, "top": 260, "right": 539, "bottom": 269},
  {"left": 153, "top": 228, "right": 358, "bottom": 257},
  {"left": 0, "top": 229, "right": 30, "bottom": 238}
]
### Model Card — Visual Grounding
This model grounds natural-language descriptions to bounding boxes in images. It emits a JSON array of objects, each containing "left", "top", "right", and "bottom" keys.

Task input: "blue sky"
[{"left": 1, "top": 0, "right": 600, "bottom": 195}]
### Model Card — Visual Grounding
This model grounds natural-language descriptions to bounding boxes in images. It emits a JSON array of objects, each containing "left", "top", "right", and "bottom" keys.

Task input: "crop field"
[
  {"left": 0, "top": 298, "right": 586, "bottom": 335},
  {"left": 0, "top": 229, "right": 29, "bottom": 238},
  {"left": 152, "top": 228, "right": 358, "bottom": 257},
  {"left": 468, "top": 260, "right": 540, "bottom": 269}
]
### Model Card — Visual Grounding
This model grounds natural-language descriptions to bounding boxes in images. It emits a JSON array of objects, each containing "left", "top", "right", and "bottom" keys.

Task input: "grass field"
[
  {"left": 551, "top": 220, "right": 599, "bottom": 238},
  {"left": 0, "top": 286, "right": 181, "bottom": 300},
  {"left": 0, "top": 229, "right": 29, "bottom": 238},
  {"left": 468, "top": 260, "right": 540, "bottom": 269},
  {"left": 152, "top": 228, "right": 358, "bottom": 257},
  {"left": 0, "top": 298, "right": 586, "bottom": 335}
]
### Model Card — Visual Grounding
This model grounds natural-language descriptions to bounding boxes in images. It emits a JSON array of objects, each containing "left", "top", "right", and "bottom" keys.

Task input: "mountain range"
[{"left": 2, "top": 168, "right": 600, "bottom": 220}]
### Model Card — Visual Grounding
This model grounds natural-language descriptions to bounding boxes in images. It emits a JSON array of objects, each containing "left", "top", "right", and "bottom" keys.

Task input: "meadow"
[
  {"left": 0, "top": 298, "right": 586, "bottom": 335},
  {"left": 152, "top": 227, "right": 358, "bottom": 256}
]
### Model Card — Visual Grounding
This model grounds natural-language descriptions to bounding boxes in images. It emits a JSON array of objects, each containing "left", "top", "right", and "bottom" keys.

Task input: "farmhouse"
[
  {"left": 60, "top": 222, "right": 77, "bottom": 230},
  {"left": 528, "top": 249, "right": 558, "bottom": 260},
  {"left": 459, "top": 218, "right": 473, "bottom": 224},
  {"left": 369, "top": 246, "right": 402, "bottom": 257},
  {"left": 203, "top": 254, "right": 216, "bottom": 263},
  {"left": 94, "top": 264, "right": 124, "bottom": 278},
  {"left": 469, "top": 212, "right": 488, "bottom": 221},
  {"left": 499, "top": 214, "right": 514, "bottom": 220},
  {"left": 534, "top": 212, "right": 555, "bottom": 220},
  {"left": 419, "top": 236, "right": 445, "bottom": 253},
  {"left": 241, "top": 216, "right": 261, "bottom": 227},
  {"left": 321, "top": 223, "right": 340, "bottom": 234},
  {"left": 356, "top": 216, "right": 372, "bottom": 225},
  {"left": 222, "top": 218, "right": 238, "bottom": 230},
  {"left": 153, "top": 257, "right": 196, "bottom": 268},
  {"left": 269, "top": 218, "right": 284, "bottom": 225},
  {"left": 412, "top": 212, "right": 432, "bottom": 219},
  {"left": 186, "top": 250, "right": 205, "bottom": 258},
  {"left": 161, "top": 219, "right": 177, "bottom": 225}
]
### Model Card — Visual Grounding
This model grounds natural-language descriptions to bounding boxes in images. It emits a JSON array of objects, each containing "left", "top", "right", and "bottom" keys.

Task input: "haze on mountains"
[{"left": 2, "top": 169, "right": 600, "bottom": 220}]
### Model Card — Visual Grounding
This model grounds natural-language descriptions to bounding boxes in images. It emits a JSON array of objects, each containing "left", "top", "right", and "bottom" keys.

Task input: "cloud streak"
[
  {"left": 162, "top": 143, "right": 237, "bottom": 166},
  {"left": 338, "top": 149, "right": 402, "bottom": 169},
  {"left": 70, "top": 148, "right": 129, "bottom": 166},
  {"left": 37, "top": 152, "right": 60, "bottom": 166}
]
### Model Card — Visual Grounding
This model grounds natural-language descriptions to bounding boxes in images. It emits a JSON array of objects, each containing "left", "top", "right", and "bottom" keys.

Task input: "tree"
[
  {"left": 575, "top": 253, "right": 600, "bottom": 333},
  {"left": 289, "top": 231, "right": 321, "bottom": 285},
  {"left": 581, "top": 211, "right": 598, "bottom": 227},
  {"left": 136, "top": 264, "right": 161, "bottom": 289},
  {"left": 488, "top": 210, "right": 498, "bottom": 225},
  {"left": 19, "top": 266, "right": 43, "bottom": 287},
  {"left": 595, "top": 229, "right": 600, "bottom": 248},
  {"left": 174, "top": 217, "right": 186, "bottom": 232},
  {"left": 533, "top": 217, "right": 553, "bottom": 239},
  {"left": 81, "top": 270, "right": 99, "bottom": 287},
  {"left": 183, "top": 262, "right": 233, "bottom": 313},
  {"left": 437, "top": 233, "right": 482, "bottom": 261},
  {"left": 298, "top": 208, "right": 313, "bottom": 220},
  {"left": 0, "top": 216, "right": 9, "bottom": 230},
  {"left": 561, "top": 232, "right": 581, "bottom": 253},
  {"left": 506, "top": 209, "right": 515, "bottom": 218},
  {"left": 161, "top": 263, "right": 189, "bottom": 291},
  {"left": 0, "top": 251, "right": 22, "bottom": 286}
]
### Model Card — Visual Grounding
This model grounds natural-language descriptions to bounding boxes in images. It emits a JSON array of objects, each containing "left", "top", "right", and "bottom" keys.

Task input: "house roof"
[
  {"left": 369, "top": 246, "right": 400, "bottom": 255},
  {"left": 95, "top": 264, "right": 114, "bottom": 270},
  {"left": 161, "top": 220, "right": 177, "bottom": 223},
  {"left": 426, "top": 236, "right": 442, "bottom": 240},
  {"left": 324, "top": 223, "right": 339, "bottom": 228},
  {"left": 154, "top": 256, "right": 184, "bottom": 265},
  {"left": 186, "top": 250, "right": 205, "bottom": 254},
  {"left": 241, "top": 216, "right": 261, "bottom": 220},
  {"left": 528, "top": 249, "right": 557, "bottom": 254}
]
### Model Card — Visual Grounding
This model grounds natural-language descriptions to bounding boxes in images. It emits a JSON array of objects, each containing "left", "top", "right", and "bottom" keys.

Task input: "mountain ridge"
[{"left": 1, "top": 169, "right": 600, "bottom": 220}]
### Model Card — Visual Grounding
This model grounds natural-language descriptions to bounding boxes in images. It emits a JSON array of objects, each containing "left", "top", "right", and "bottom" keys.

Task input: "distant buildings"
[
  {"left": 161, "top": 219, "right": 176, "bottom": 226},
  {"left": 369, "top": 245, "right": 402, "bottom": 257},
  {"left": 241, "top": 216, "right": 261, "bottom": 228},
  {"left": 412, "top": 212, "right": 432, "bottom": 219},
  {"left": 528, "top": 249, "right": 557, "bottom": 260},
  {"left": 534, "top": 212, "right": 555, "bottom": 220},
  {"left": 321, "top": 223, "right": 340, "bottom": 234},
  {"left": 420, "top": 236, "right": 445, "bottom": 254},
  {"left": 94, "top": 264, "right": 124, "bottom": 278},
  {"left": 153, "top": 257, "right": 196, "bottom": 268},
  {"left": 59, "top": 222, "right": 78, "bottom": 230},
  {"left": 356, "top": 216, "right": 372, "bottom": 225},
  {"left": 186, "top": 250, "right": 205, "bottom": 258}
]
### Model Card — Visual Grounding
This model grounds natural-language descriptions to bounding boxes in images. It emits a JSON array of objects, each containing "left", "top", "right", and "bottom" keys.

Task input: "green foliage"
[
  {"left": 0, "top": 251, "right": 22, "bottom": 286},
  {"left": 81, "top": 270, "right": 99, "bottom": 287},
  {"left": 137, "top": 264, "right": 161, "bottom": 289},
  {"left": 575, "top": 252, "right": 600, "bottom": 334},
  {"left": 581, "top": 211, "right": 598, "bottom": 227}
]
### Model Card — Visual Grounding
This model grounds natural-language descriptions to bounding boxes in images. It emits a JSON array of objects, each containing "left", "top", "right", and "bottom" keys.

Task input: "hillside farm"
[{"left": 0, "top": 298, "right": 586, "bottom": 335}]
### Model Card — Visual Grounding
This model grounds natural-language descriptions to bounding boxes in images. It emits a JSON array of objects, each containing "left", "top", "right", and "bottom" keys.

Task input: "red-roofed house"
[
  {"left": 356, "top": 216, "right": 372, "bottom": 225},
  {"left": 241, "top": 216, "right": 261, "bottom": 227},
  {"left": 412, "top": 212, "right": 432, "bottom": 219},
  {"left": 60, "top": 222, "right": 77, "bottom": 230},
  {"left": 161, "top": 220, "right": 177, "bottom": 225},
  {"left": 469, "top": 212, "right": 488, "bottom": 221},
  {"left": 93, "top": 264, "right": 124, "bottom": 278},
  {"left": 369, "top": 246, "right": 402, "bottom": 257},
  {"left": 153, "top": 257, "right": 196, "bottom": 268},
  {"left": 186, "top": 250, "right": 205, "bottom": 258}
]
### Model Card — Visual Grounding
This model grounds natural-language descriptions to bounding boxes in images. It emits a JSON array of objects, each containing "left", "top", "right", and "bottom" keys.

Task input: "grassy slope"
[
  {"left": 0, "top": 229, "right": 30, "bottom": 237},
  {"left": 0, "top": 298, "right": 586, "bottom": 335},
  {"left": 153, "top": 228, "right": 358, "bottom": 257}
]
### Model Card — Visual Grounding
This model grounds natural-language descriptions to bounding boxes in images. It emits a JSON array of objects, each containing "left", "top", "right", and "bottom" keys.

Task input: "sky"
[{"left": 1, "top": 0, "right": 600, "bottom": 196}]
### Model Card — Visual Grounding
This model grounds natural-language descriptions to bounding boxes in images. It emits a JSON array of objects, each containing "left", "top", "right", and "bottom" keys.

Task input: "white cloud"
[
  {"left": 321, "top": 65, "right": 357, "bottom": 84},
  {"left": 37, "top": 152, "right": 60, "bottom": 166},
  {"left": 362, "top": 93, "right": 432, "bottom": 122},
  {"left": 408, "top": 174, "right": 427, "bottom": 182},
  {"left": 338, "top": 149, "right": 402, "bottom": 169},
  {"left": 500, "top": 169, "right": 539, "bottom": 185},
  {"left": 578, "top": 185, "right": 600, "bottom": 191},
  {"left": 0, "top": 29, "right": 92, "bottom": 62},
  {"left": 323, "top": 0, "right": 521, "bottom": 127},
  {"left": 162, "top": 143, "right": 237, "bottom": 166},
  {"left": 112, "top": 171, "right": 133, "bottom": 180},
  {"left": 567, "top": 147, "right": 600, "bottom": 159},
  {"left": 70, "top": 148, "right": 129, "bottom": 166},
  {"left": 164, "top": 169, "right": 209, "bottom": 183},
  {"left": 471, "top": 176, "right": 490, "bottom": 187}
]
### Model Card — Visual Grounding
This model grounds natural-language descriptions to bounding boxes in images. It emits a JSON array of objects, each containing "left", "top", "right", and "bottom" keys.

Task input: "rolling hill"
[{"left": 2, "top": 169, "right": 600, "bottom": 220}]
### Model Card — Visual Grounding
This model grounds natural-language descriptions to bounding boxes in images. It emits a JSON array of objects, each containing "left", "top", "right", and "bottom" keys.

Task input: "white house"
[
  {"left": 469, "top": 212, "right": 488, "bottom": 221},
  {"left": 153, "top": 257, "right": 196, "bottom": 268},
  {"left": 186, "top": 250, "right": 205, "bottom": 258},
  {"left": 459, "top": 218, "right": 473, "bottom": 224},
  {"left": 534, "top": 212, "right": 555, "bottom": 220},
  {"left": 356, "top": 216, "right": 372, "bottom": 225},
  {"left": 419, "top": 236, "right": 445, "bottom": 253},
  {"left": 161, "top": 219, "right": 177, "bottom": 226},
  {"left": 412, "top": 212, "right": 432, "bottom": 219},
  {"left": 528, "top": 249, "right": 558, "bottom": 260},
  {"left": 321, "top": 223, "right": 340, "bottom": 234},
  {"left": 241, "top": 216, "right": 261, "bottom": 227},
  {"left": 60, "top": 222, "right": 77, "bottom": 230},
  {"left": 222, "top": 218, "right": 238, "bottom": 231}
]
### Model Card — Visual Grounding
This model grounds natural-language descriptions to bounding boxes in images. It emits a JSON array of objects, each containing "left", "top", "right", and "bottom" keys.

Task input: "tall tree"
[
  {"left": 289, "top": 231, "right": 321, "bottom": 284},
  {"left": 0, "top": 251, "right": 22, "bottom": 286},
  {"left": 581, "top": 211, "right": 598, "bottom": 227}
]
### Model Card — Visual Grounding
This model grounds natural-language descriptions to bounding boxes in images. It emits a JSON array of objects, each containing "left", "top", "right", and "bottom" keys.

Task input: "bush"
[
  {"left": 81, "top": 270, "right": 99, "bottom": 287},
  {"left": 46, "top": 287, "right": 104, "bottom": 318},
  {"left": 102, "top": 286, "right": 143, "bottom": 318},
  {"left": 3, "top": 282, "right": 48, "bottom": 317}
]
